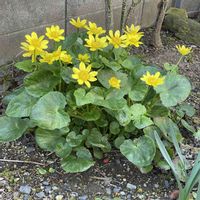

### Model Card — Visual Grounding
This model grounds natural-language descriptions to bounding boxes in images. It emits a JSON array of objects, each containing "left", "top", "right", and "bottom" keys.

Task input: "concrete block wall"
[{"left": 0, "top": 0, "right": 199, "bottom": 65}]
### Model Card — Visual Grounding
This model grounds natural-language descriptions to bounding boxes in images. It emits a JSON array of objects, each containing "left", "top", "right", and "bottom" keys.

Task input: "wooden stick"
[{"left": 0, "top": 158, "right": 46, "bottom": 166}]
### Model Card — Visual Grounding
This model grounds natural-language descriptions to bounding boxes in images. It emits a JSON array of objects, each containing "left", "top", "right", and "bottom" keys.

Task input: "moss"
[{"left": 164, "top": 8, "right": 200, "bottom": 45}]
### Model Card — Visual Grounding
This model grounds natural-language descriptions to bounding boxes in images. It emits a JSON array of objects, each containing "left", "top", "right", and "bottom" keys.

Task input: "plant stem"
[{"left": 176, "top": 56, "right": 183, "bottom": 66}]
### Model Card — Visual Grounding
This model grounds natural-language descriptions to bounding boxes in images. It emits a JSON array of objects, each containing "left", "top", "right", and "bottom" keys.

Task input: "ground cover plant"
[{"left": 0, "top": 18, "right": 196, "bottom": 175}]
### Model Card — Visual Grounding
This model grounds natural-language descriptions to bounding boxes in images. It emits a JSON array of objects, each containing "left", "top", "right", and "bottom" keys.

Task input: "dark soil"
[{"left": 0, "top": 29, "right": 200, "bottom": 200}]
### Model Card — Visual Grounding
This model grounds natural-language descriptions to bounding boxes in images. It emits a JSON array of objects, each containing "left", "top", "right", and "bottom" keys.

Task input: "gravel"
[{"left": 19, "top": 185, "right": 32, "bottom": 195}]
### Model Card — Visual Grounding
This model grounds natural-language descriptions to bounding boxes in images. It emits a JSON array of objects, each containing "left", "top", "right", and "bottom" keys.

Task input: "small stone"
[
  {"left": 36, "top": 191, "right": 45, "bottom": 199},
  {"left": 113, "top": 186, "right": 121, "bottom": 193},
  {"left": 126, "top": 183, "right": 137, "bottom": 191},
  {"left": 154, "top": 184, "right": 159, "bottom": 188},
  {"left": 19, "top": 185, "right": 32, "bottom": 194},
  {"left": 42, "top": 181, "right": 49, "bottom": 186},
  {"left": 56, "top": 195, "right": 64, "bottom": 200},
  {"left": 23, "top": 194, "right": 29, "bottom": 200},
  {"left": 79, "top": 195, "right": 88, "bottom": 200},
  {"left": 44, "top": 186, "right": 51, "bottom": 193},
  {"left": 52, "top": 186, "right": 59, "bottom": 190},
  {"left": 71, "top": 192, "right": 79, "bottom": 197},
  {"left": 106, "top": 187, "right": 112, "bottom": 195},
  {"left": 164, "top": 180, "right": 170, "bottom": 189},
  {"left": 120, "top": 191, "right": 126, "bottom": 196},
  {"left": 26, "top": 147, "right": 35, "bottom": 153}
]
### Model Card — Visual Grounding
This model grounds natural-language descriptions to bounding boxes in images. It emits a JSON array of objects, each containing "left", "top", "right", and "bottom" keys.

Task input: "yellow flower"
[
  {"left": 107, "top": 30, "right": 127, "bottom": 48},
  {"left": 124, "top": 33, "right": 143, "bottom": 47},
  {"left": 77, "top": 53, "right": 90, "bottom": 63},
  {"left": 52, "top": 46, "right": 67, "bottom": 61},
  {"left": 85, "top": 35, "right": 108, "bottom": 51},
  {"left": 21, "top": 32, "right": 48, "bottom": 62},
  {"left": 72, "top": 62, "right": 98, "bottom": 88},
  {"left": 140, "top": 72, "right": 165, "bottom": 87},
  {"left": 60, "top": 52, "right": 72, "bottom": 64},
  {"left": 40, "top": 51, "right": 55, "bottom": 64},
  {"left": 46, "top": 25, "right": 65, "bottom": 42},
  {"left": 176, "top": 45, "right": 192, "bottom": 56},
  {"left": 125, "top": 24, "right": 144, "bottom": 37},
  {"left": 109, "top": 76, "right": 121, "bottom": 89},
  {"left": 85, "top": 22, "right": 106, "bottom": 36},
  {"left": 70, "top": 17, "right": 87, "bottom": 28}
]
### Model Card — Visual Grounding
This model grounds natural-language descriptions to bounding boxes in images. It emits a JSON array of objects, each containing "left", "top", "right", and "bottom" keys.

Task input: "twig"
[
  {"left": 0, "top": 158, "right": 46, "bottom": 166},
  {"left": 90, "top": 176, "right": 111, "bottom": 180}
]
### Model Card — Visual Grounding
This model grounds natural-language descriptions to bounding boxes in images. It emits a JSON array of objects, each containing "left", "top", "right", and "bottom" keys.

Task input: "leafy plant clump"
[{"left": 0, "top": 19, "right": 195, "bottom": 173}]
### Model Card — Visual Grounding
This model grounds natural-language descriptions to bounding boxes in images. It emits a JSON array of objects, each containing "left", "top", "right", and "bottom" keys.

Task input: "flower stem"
[{"left": 176, "top": 56, "right": 183, "bottom": 66}]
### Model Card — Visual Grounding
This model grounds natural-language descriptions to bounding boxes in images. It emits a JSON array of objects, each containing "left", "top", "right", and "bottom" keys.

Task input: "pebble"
[
  {"left": 26, "top": 147, "right": 35, "bottom": 153},
  {"left": 154, "top": 184, "right": 159, "bottom": 188},
  {"left": 45, "top": 186, "right": 52, "bottom": 193},
  {"left": 56, "top": 195, "right": 64, "bottom": 200},
  {"left": 126, "top": 183, "right": 137, "bottom": 191},
  {"left": 120, "top": 191, "right": 126, "bottom": 196},
  {"left": 106, "top": 187, "right": 112, "bottom": 195},
  {"left": 36, "top": 191, "right": 45, "bottom": 198},
  {"left": 79, "top": 195, "right": 88, "bottom": 200},
  {"left": 71, "top": 192, "right": 79, "bottom": 197},
  {"left": 23, "top": 194, "right": 30, "bottom": 200},
  {"left": 19, "top": 185, "right": 32, "bottom": 194},
  {"left": 42, "top": 181, "right": 50, "bottom": 186},
  {"left": 113, "top": 186, "right": 121, "bottom": 193},
  {"left": 164, "top": 180, "right": 170, "bottom": 189}
]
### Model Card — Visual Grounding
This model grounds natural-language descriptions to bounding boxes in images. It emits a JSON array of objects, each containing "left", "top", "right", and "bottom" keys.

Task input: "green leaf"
[
  {"left": 60, "top": 67, "right": 75, "bottom": 84},
  {"left": 155, "top": 74, "right": 191, "bottom": 107},
  {"left": 62, "top": 32, "right": 78, "bottom": 49},
  {"left": 109, "top": 121, "right": 120, "bottom": 135},
  {"left": 76, "top": 147, "right": 93, "bottom": 160},
  {"left": 55, "top": 143, "right": 72, "bottom": 158},
  {"left": 134, "top": 116, "right": 153, "bottom": 129},
  {"left": 154, "top": 117, "right": 182, "bottom": 142},
  {"left": 148, "top": 105, "right": 169, "bottom": 117},
  {"left": 0, "top": 117, "right": 29, "bottom": 142},
  {"left": 128, "top": 81, "right": 148, "bottom": 101},
  {"left": 81, "top": 107, "right": 101, "bottom": 121},
  {"left": 61, "top": 155, "right": 95, "bottom": 173},
  {"left": 93, "top": 148, "right": 103, "bottom": 159},
  {"left": 15, "top": 60, "right": 34, "bottom": 72},
  {"left": 157, "top": 160, "right": 170, "bottom": 170},
  {"left": 176, "top": 103, "right": 195, "bottom": 118},
  {"left": 114, "top": 135, "right": 125, "bottom": 149},
  {"left": 130, "top": 104, "right": 146, "bottom": 120},
  {"left": 97, "top": 69, "right": 128, "bottom": 89},
  {"left": 120, "top": 136, "right": 156, "bottom": 167},
  {"left": 115, "top": 105, "right": 132, "bottom": 126},
  {"left": 6, "top": 90, "right": 38, "bottom": 117},
  {"left": 181, "top": 119, "right": 195, "bottom": 134},
  {"left": 2, "top": 87, "right": 24, "bottom": 105},
  {"left": 37, "top": 167, "right": 47, "bottom": 175},
  {"left": 74, "top": 88, "right": 94, "bottom": 106},
  {"left": 113, "top": 47, "right": 128, "bottom": 61},
  {"left": 139, "top": 165, "right": 153, "bottom": 173},
  {"left": 66, "top": 131, "right": 84, "bottom": 147},
  {"left": 31, "top": 92, "right": 70, "bottom": 130},
  {"left": 87, "top": 129, "right": 111, "bottom": 152},
  {"left": 24, "top": 70, "right": 59, "bottom": 97},
  {"left": 122, "top": 56, "right": 141, "bottom": 70},
  {"left": 35, "top": 128, "right": 66, "bottom": 151}
]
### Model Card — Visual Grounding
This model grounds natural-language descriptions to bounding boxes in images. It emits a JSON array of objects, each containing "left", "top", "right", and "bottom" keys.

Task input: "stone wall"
[{"left": 0, "top": 0, "right": 199, "bottom": 65}]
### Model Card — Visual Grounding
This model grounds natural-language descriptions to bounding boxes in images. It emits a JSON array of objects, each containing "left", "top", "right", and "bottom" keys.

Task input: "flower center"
[
  {"left": 92, "top": 41, "right": 101, "bottom": 49},
  {"left": 51, "top": 31, "right": 59, "bottom": 38},
  {"left": 112, "top": 37, "right": 121, "bottom": 45},
  {"left": 79, "top": 70, "right": 89, "bottom": 82},
  {"left": 31, "top": 39, "right": 41, "bottom": 48}
]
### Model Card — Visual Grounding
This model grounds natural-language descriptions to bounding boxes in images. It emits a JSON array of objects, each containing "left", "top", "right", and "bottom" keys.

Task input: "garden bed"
[{"left": 0, "top": 29, "right": 199, "bottom": 200}]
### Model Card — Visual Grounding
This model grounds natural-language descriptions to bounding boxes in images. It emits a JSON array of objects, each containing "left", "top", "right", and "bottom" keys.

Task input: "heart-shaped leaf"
[
  {"left": 25, "top": 70, "right": 59, "bottom": 97},
  {"left": 15, "top": 60, "right": 34, "bottom": 72},
  {"left": 31, "top": 91, "right": 70, "bottom": 130},
  {"left": 0, "top": 116, "right": 29, "bottom": 142},
  {"left": 74, "top": 88, "right": 94, "bottom": 106},
  {"left": 55, "top": 142, "right": 72, "bottom": 158},
  {"left": 120, "top": 136, "right": 156, "bottom": 167},
  {"left": 155, "top": 74, "right": 191, "bottom": 107},
  {"left": 6, "top": 90, "right": 38, "bottom": 117},
  {"left": 61, "top": 155, "right": 95, "bottom": 173},
  {"left": 35, "top": 128, "right": 66, "bottom": 151}
]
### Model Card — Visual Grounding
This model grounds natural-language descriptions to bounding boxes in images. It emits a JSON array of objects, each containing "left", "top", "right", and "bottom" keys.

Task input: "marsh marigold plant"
[{"left": 1, "top": 19, "right": 193, "bottom": 175}]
